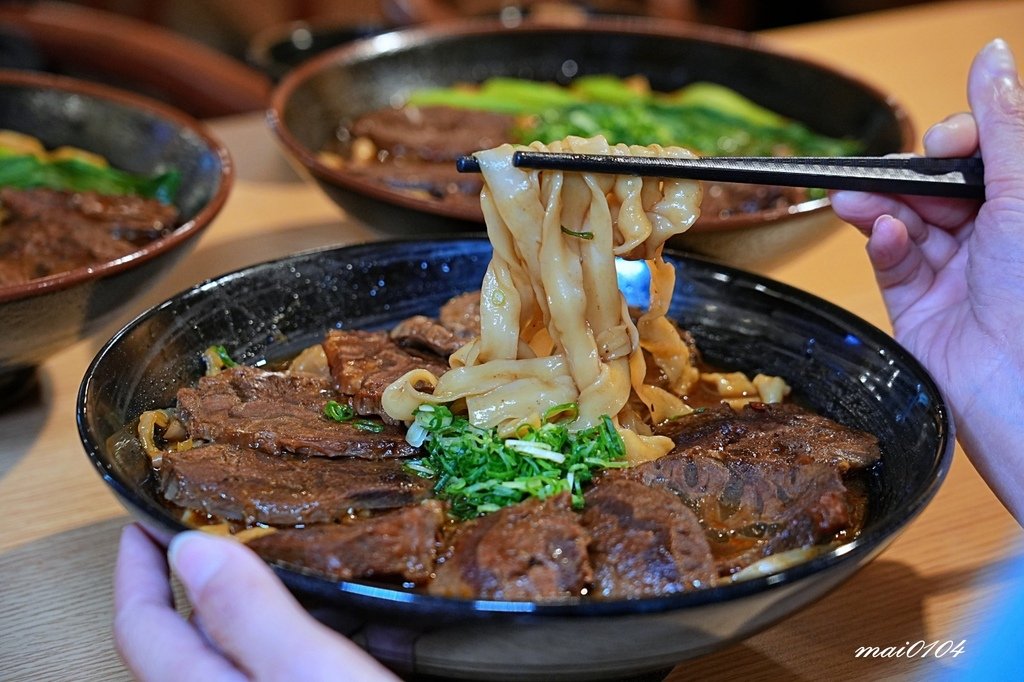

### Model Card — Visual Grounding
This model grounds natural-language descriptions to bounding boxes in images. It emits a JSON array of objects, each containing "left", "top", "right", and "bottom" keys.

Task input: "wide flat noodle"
[{"left": 382, "top": 135, "right": 702, "bottom": 463}]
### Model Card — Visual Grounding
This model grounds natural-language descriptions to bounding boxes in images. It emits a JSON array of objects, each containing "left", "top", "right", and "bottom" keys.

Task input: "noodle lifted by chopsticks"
[{"left": 382, "top": 135, "right": 703, "bottom": 463}]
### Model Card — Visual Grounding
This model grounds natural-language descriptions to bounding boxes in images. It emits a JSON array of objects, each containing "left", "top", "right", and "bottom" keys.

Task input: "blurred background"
[{"left": 17, "top": 0, "right": 940, "bottom": 59}]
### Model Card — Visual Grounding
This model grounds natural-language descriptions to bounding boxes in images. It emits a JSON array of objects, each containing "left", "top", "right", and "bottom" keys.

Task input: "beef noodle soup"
[
  {"left": 318, "top": 76, "right": 861, "bottom": 224},
  {"left": 129, "top": 137, "right": 878, "bottom": 601},
  {"left": 0, "top": 130, "right": 180, "bottom": 286}
]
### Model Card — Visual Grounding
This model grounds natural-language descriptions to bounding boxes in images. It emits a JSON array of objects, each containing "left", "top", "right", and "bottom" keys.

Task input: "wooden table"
[{"left": 2, "top": 1, "right": 1022, "bottom": 679}]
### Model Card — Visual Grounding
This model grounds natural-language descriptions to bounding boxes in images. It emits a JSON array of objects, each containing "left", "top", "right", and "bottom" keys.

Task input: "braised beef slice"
[
  {"left": 623, "top": 452, "right": 852, "bottom": 574},
  {"left": 582, "top": 479, "right": 717, "bottom": 598},
  {"left": 350, "top": 106, "right": 515, "bottom": 163},
  {"left": 0, "top": 186, "right": 178, "bottom": 286},
  {"left": 322, "top": 329, "right": 449, "bottom": 425},
  {"left": 248, "top": 501, "right": 444, "bottom": 583},
  {"left": 429, "top": 493, "right": 593, "bottom": 601},
  {"left": 160, "top": 443, "right": 432, "bottom": 525},
  {"left": 654, "top": 403, "right": 880, "bottom": 473},
  {"left": 176, "top": 365, "right": 416, "bottom": 459},
  {"left": 615, "top": 403, "right": 870, "bottom": 575}
]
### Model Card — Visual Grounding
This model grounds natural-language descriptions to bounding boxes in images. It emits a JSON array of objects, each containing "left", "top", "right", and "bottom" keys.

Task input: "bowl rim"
[
  {"left": 0, "top": 68, "right": 234, "bottom": 304},
  {"left": 77, "top": 235, "right": 954, "bottom": 619},
  {"left": 246, "top": 18, "right": 395, "bottom": 77},
  {"left": 267, "top": 16, "right": 914, "bottom": 234}
]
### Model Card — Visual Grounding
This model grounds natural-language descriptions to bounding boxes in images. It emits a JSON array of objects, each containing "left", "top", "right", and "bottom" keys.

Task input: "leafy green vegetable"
[
  {"left": 404, "top": 75, "right": 861, "bottom": 158},
  {"left": 523, "top": 101, "right": 860, "bottom": 157},
  {"left": 0, "top": 153, "right": 180, "bottom": 203},
  {"left": 323, "top": 400, "right": 385, "bottom": 433},
  {"left": 664, "top": 81, "right": 787, "bottom": 128},
  {"left": 405, "top": 404, "right": 629, "bottom": 519}
]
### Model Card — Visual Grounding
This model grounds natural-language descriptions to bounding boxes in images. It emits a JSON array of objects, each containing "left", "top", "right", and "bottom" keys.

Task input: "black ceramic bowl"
[
  {"left": 0, "top": 70, "right": 232, "bottom": 406},
  {"left": 246, "top": 19, "right": 392, "bottom": 82},
  {"left": 267, "top": 18, "right": 912, "bottom": 266},
  {"left": 78, "top": 237, "right": 952, "bottom": 680}
]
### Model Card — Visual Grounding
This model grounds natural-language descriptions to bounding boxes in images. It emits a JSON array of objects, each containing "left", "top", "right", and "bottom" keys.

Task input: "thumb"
[
  {"left": 968, "top": 39, "right": 1024, "bottom": 204},
  {"left": 169, "top": 531, "right": 398, "bottom": 682}
]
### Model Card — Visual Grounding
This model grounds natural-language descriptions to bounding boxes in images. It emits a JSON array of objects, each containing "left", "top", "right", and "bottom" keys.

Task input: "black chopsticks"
[{"left": 455, "top": 153, "right": 986, "bottom": 200}]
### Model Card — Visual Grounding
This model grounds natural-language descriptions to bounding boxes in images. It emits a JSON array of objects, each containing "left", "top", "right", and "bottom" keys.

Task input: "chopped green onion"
[
  {"left": 561, "top": 226, "right": 595, "bottom": 240},
  {"left": 213, "top": 345, "right": 237, "bottom": 367},
  {"left": 543, "top": 402, "right": 579, "bottom": 423},
  {"left": 353, "top": 419, "right": 385, "bottom": 433},
  {"left": 324, "top": 400, "right": 355, "bottom": 422},
  {"left": 324, "top": 400, "right": 385, "bottom": 432},
  {"left": 404, "top": 405, "right": 628, "bottom": 519}
]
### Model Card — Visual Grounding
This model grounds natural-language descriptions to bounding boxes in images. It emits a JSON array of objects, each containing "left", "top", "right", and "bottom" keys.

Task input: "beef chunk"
[
  {"left": 160, "top": 443, "right": 432, "bottom": 525},
  {"left": 176, "top": 365, "right": 415, "bottom": 459},
  {"left": 322, "top": 329, "right": 449, "bottom": 424},
  {"left": 654, "top": 403, "right": 880, "bottom": 473},
  {"left": 429, "top": 494, "right": 592, "bottom": 601},
  {"left": 390, "top": 315, "right": 466, "bottom": 357},
  {"left": 582, "top": 479, "right": 717, "bottom": 598},
  {"left": 622, "top": 453, "right": 852, "bottom": 575},
  {"left": 618, "top": 403, "right": 870, "bottom": 575},
  {"left": 390, "top": 291, "right": 482, "bottom": 358},
  {"left": 438, "top": 291, "right": 481, "bottom": 341},
  {"left": 0, "top": 187, "right": 178, "bottom": 285},
  {"left": 248, "top": 501, "right": 445, "bottom": 583}
]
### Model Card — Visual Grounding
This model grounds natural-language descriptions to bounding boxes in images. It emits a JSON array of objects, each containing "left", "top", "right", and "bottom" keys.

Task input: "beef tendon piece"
[
  {"left": 176, "top": 365, "right": 415, "bottom": 459},
  {"left": 160, "top": 443, "right": 432, "bottom": 525},
  {"left": 429, "top": 494, "right": 592, "bottom": 601},
  {"left": 322, "top": 329, "right": 449, "bottom": 424},
  {"left": 582, "top": 479, "right": 717, "bottom": 598},
  {"left": 248, "top": 501, "right": 445, "bottom": 583},
  {"left": 654, "top": 403, "right": 880, "bottom": 473}
]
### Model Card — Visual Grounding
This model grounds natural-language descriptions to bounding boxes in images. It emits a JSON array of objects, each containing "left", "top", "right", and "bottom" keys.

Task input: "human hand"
[
  {"left": 829, "top": 39, "right": 1024, "bottom": 522},
  {"left": 113, "top": 524, "right": 400, "bottom": 682}
]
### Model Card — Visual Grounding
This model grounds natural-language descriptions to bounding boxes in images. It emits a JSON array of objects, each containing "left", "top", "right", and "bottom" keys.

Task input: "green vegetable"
[
  {"left": 404, "top": 404, "right": 629, "bottom": 519},
  {"left": 323, "top": 400, "right": 385, "bottom": 433},
  {"left": 405, "top": 75, "right": 861, "bottom": 158},
  {"left": 665, "top": 82, "right": 787, "bottom": 128},
  {"left": 524, "top": 101, "right": 860, "bottom": 157},
  {"left": 0, "top": 153, "right": 180, "bottom": 203}
]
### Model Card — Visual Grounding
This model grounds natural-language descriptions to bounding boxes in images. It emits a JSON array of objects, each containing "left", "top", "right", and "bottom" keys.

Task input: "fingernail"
[
  {"left": 168, "top": 531, "right": 230, "bottom": 593},
  {"left": 979, "top": 38, "right": 1019, "bottom": 91}
]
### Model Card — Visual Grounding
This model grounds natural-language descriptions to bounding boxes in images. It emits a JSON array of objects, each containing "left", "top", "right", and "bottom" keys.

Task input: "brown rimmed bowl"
[{"left": 0, "top": 70, "right": 232, "bottom": 407}]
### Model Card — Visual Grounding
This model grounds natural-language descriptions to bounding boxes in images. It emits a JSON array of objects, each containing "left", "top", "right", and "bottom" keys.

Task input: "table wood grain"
[{"left": 2, "top": 2, "right": 1022, "bottom": 680}]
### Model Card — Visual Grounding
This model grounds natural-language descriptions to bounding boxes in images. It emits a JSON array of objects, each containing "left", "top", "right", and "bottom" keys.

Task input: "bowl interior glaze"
[{"left": 78, "top": 238, "right": 951, "bottom": 680}]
